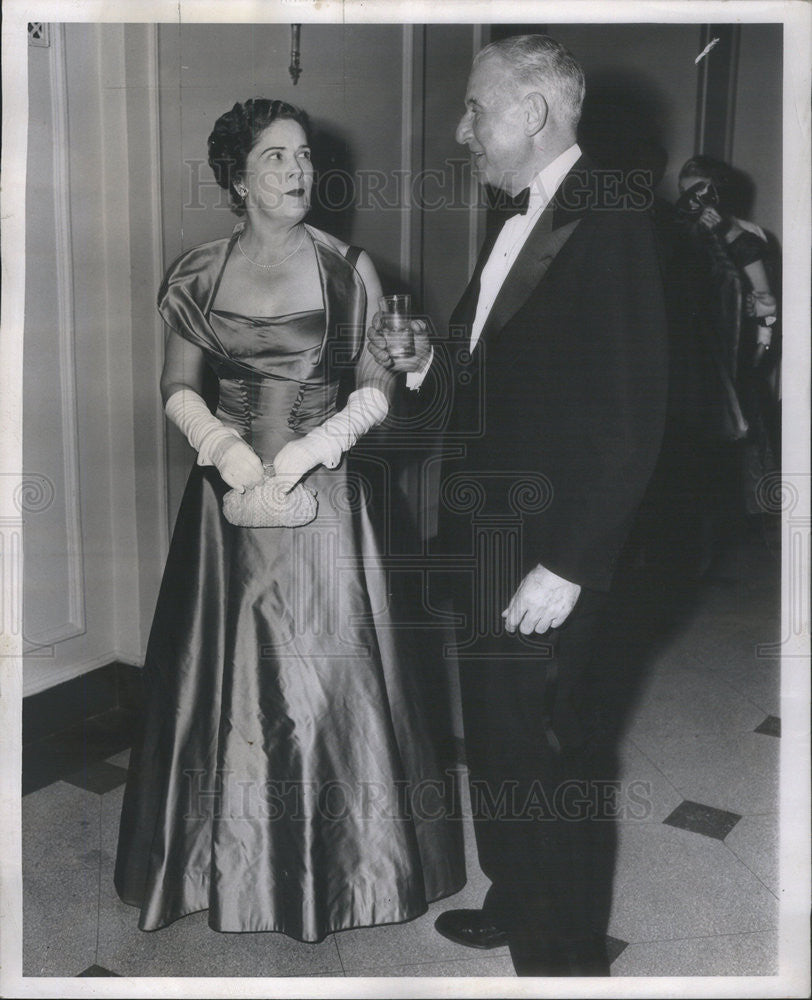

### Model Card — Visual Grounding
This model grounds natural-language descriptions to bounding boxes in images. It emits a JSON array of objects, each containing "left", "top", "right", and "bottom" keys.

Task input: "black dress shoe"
[{"left": 434, "top": 909, "right": 508, "bottom": 949}]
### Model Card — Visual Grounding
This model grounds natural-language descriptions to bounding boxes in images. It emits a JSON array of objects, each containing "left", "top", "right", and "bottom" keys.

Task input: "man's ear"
[{"left": 523, "top": 92, "right": 548, "bottom": 135}]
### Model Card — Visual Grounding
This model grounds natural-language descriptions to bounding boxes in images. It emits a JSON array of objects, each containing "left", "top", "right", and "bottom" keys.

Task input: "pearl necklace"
[{"left": 237, "top": 227, "right": 307, "bottom": 269}]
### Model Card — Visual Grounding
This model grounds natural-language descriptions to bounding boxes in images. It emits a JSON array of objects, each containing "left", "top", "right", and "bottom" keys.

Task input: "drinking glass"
[{"left": 378, "top": 294, "right": 414, "bottom": 359}]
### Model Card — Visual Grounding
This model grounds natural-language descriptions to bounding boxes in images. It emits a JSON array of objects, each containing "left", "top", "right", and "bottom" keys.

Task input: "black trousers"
[{"left": 457, "top": 588, "right": 616, "bottom": 976}]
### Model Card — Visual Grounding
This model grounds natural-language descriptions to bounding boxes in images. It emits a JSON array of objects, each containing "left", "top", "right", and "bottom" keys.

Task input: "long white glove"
[
  {"left": 165, "top": 388, "right": 264, "bottom": 492},
  {"left": 272, "top": 386, "right": 388, "bottom": 491}
]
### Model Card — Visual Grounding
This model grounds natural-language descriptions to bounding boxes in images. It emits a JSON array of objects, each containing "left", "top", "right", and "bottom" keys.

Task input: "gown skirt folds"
[{"left": 114, "top": 226, "right": 465, "bottom": 939}]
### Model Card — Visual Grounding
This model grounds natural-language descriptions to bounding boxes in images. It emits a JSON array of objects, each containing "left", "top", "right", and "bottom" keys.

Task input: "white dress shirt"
[
  {"left": 406, "top": 143, "right": 581, "bottom": 389},
  {"left": 469, "top": 143, "right": 582, "bottom": 352}
]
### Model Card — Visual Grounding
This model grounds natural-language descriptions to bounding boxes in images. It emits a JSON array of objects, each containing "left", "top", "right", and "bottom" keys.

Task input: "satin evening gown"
[{"left": 114, "top": 226, "right": 465, "bottom": 940}]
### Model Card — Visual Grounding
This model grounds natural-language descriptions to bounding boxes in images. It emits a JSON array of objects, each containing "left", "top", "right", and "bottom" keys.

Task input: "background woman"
[
  {"left": 676, "top": 155, "right": 780, "bottom": 523},
  {"left": 114, "top": 98, "right": 464, "bottom": 940}
]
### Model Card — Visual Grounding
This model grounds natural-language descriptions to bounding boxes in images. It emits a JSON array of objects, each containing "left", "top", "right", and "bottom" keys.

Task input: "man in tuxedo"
[{"left": 369, "top": 34, "right": 668, "bottom": 976}]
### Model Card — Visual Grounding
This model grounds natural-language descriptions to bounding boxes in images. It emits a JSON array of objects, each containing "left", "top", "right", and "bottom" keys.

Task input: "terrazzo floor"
[{"left": 18, "top": 522, "right": 792, "bottom": 982}]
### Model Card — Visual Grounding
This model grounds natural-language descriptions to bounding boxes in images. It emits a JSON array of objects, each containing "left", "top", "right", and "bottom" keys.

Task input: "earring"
[{"left": 236, "top": 185, "right": 247, "bottom": 199}]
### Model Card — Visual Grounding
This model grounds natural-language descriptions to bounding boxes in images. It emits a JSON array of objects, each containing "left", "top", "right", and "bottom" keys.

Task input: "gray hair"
[{"left": 475, "top": 35, "right": 586, "bottom": 130}]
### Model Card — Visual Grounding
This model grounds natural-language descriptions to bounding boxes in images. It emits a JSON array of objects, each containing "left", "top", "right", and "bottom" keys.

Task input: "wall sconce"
[{"left": 289, "top": 24, "right": 302, "bottom": 85}]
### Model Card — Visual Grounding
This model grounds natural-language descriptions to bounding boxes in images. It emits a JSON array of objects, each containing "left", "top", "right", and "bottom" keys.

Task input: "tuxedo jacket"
[{"left": 428, "top": 157, "right": 669, "bottom": 593}]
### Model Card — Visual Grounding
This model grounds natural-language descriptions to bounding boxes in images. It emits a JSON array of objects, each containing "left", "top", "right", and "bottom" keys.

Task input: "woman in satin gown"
[
  {"left": 114, "top": 98, "right": 464, "bottom": 940},
  {"left": 676, "top": 156, "right": 780, "bottom": 534}
]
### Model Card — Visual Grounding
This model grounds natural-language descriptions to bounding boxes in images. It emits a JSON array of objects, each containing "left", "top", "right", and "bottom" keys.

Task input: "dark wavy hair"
[
  {"left": 679, "top": 155, "right": 735, "bottom": 208},
  {"left": 207, "top": 98, "right": 311, "bottom": 215}
]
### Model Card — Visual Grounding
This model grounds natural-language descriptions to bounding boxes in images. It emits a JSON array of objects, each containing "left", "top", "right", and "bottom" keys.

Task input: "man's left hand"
[{"left": 502, "top": 564, "right": 582, "bottom": 635}]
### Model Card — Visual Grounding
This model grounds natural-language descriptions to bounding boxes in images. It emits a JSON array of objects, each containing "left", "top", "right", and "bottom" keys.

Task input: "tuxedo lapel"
[
  {"left": 450, "top": 155, "right": 594, "bottom": 348},
  {"left": 449, "top": 223, "right": 501, "bottom": 332},
  {"left": 474, "top": 156, "right": 597, "bottom": 345},
  {"left": 478, "top": 208, "right": 581, "bottom": 345}
]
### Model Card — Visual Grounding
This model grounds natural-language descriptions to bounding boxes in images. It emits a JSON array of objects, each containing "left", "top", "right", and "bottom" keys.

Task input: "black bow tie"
[{"left": 498, "top": 187, "right": 531, "bottom": 218}]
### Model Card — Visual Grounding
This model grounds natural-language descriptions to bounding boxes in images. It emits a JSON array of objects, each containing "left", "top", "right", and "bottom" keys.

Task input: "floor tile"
[
  {"left": 459, "top": 833, "right": 492, "bottom": 902},
  {"left": 449, "top": 764, "right": 498, "bottom": 903},
  {"left": 624, "top": 666, "right": 766, "bottom": 741},
  {"left": 606, "top": 935, "right": 629, "bottom": 964},
  {"left": 664, "top": 617, "right": 745, "bottom": 669},
  {"left": 63, "top": 760, "right": 129, "bottom": 795},
  {"left": 348, "top": 954, "right": 516, "bottom": 976},
  {"left": 641, "top": 640, "right": 706, "bottom": 674},
  {"left": 705, "top": 629, "right": 780, "bottom": 670},
  {"left": 100, "top": 785, "right": 125, "bottom": 869},
  {"left": 724, "top": 814, "right": 779, "bottom": 896},
  {"left": 297, "top": 972, "right": 346, "bottom": 977},
  {"left": 663, "top": 800, "right": 742, "bottom": 841},
  {"left": 712, "top": 656, "right": 781, "bottom": 717},
  {"left": 23, "top": 867, "right": 99, "bottom": 976},
  {"left": 334, "top": 890, "right": 509, "bottom": 976},
  {"left": 609, "top": 823, "right": 778, "bottom": 944},
  {"left": 629, "top": 731, "right": 779, "bottom": 816},
  {"left": 23, "top": 707, "right": 139, "bottom": 795},
  {"left": 692, "top": 577, "right": 775, "bottom": 617},
  {"left": 611, "top": 929, "right": 778, "bottom": 976},
  {"left": 106, "top": 748, "right": 131, "bottom": 769},
  {"left": 754, "top": 714, "right": 781, "bottom": 737},
  {"left": 617, "top": 740, "right": 684, "bottom": 824},
  {"left": 22, "top": 781, "right": 102, "bottom": 874},
  {"left": 78, "top": 964, "right": 119, "bottom": 976}
]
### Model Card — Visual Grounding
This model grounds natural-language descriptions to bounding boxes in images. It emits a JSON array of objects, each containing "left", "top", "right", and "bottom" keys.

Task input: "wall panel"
[
  {"left": 23, "top": 24, "right": 162, "bottom": 693},
  {"left": 553, "top": 23, "right": 702, "bottom": 202},
  {"left": 23, "top": 25, "right": 86, "bottom": 658},
  {"left": 731, "top": 23, "right": 782, "bottom": 243}
]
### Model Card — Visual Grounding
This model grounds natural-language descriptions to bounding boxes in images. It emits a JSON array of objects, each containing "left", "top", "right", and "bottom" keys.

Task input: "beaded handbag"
[{"left": 222, "top": 466, "right": 318, "bottom": 527}]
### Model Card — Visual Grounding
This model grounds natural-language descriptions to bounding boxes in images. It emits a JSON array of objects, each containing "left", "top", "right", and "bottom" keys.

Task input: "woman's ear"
[{"left": 523, "top": 92, "right": 548, "bottom": 136}]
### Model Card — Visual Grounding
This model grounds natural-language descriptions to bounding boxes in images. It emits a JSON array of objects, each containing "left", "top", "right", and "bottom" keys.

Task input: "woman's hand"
[
  {"left": 211, "top": 437, "right": 264, "bottom": 493},
  {"left": 697, "top": 206, "right": 724, "bottom": 232},
  {"left": 366, "top": 314, "right": 432, "bottom": 373},
  {"left": 745, "top": 290, "right": 777, "bottom": 318},
  {"left": 271, "top": 438, "right": 324, "bottom": 493}
]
